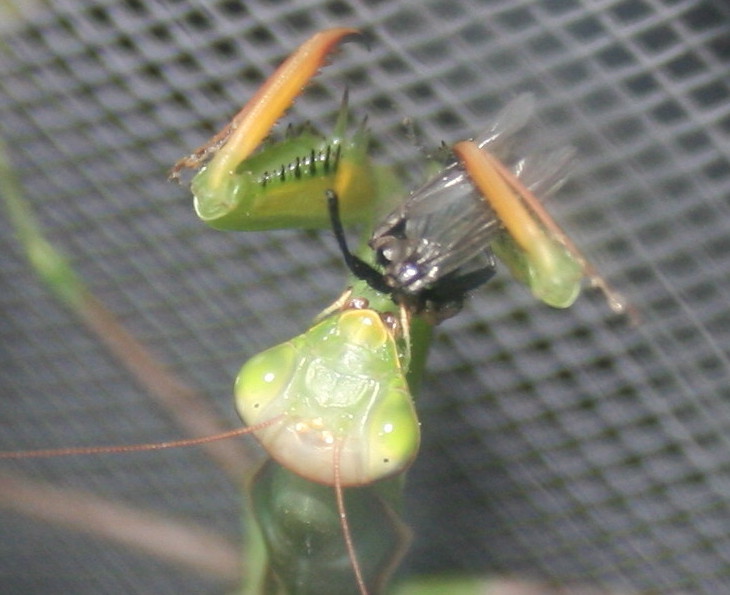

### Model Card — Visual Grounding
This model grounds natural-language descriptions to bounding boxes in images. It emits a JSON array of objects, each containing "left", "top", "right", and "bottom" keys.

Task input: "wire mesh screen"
[{"left": 1, "top": 0, "right": 729, "bottom": 593}]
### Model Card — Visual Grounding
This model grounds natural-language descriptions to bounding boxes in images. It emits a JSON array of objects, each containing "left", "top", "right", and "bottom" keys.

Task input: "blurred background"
[{"left": 0, "top": 0, "right": 729, "bottom": 593}]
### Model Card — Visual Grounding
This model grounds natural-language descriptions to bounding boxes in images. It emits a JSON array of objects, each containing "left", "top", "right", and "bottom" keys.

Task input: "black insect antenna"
[{"left": 326, "top": 190, "right": 390, "bottom": 295}]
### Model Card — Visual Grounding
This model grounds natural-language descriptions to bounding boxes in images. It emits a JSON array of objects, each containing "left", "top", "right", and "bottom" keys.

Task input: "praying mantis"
[{"left": 1, "top": 26, "right": 629, "bottom": 595}]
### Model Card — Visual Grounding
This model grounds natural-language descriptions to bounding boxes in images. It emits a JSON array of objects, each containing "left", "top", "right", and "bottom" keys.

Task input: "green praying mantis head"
[{"left": 235, "top": 296, "right": 419, "bottom": 487}]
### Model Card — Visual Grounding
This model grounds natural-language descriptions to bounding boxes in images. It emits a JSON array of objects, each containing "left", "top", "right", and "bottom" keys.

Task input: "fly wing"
[
  {"left": 514, "top": 145, "right": 576, "bottom": 199},
  {"left": 475, "top": 93, "right": 535, "bottom": 153},
  {"left": 475, "top": 93, "right": 575, "bottom": 199}
]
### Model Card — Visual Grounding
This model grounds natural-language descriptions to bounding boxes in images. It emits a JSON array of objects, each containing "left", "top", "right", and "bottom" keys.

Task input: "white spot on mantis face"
[
  {"left": 382, "top": 423, "right": 394, "bottom": 434},
  {"left": 263, "top": 372, "right": 276, "bottom": 383},
  {"left": 294, "top": 421, "right": 308, "bottom": 433}
]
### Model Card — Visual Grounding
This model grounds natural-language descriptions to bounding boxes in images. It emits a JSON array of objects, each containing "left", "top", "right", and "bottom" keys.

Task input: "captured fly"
[
  {"left": 329, "top": 93, "right": 629, "bottom": 323},
  {"left": 327, "top": 159, "right": 500, "bottom": 323},
  {"left": 328, "top": 94, "right": 539, "bottom": 322}
]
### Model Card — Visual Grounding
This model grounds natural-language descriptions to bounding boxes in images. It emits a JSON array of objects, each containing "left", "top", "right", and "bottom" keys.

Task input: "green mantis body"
[
  {"left": 2, "top": 25, "right": 628, "bottom": 595},
  {"left": 240, "top": 283, "right": 423, "bottom": 594},
  {"left": 174, "top": 28, "right": 627, "bottom": 592},
  {"left": 236, "top": 279, "right": 433, "bottom": 594}
]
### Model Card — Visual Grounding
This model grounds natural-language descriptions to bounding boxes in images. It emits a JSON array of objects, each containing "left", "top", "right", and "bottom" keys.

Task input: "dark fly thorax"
[{"left": 369, "top": 161, "right": 502, "bottom": 321}]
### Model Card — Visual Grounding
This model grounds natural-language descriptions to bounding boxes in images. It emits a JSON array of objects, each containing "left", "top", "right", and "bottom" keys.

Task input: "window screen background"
[{"left": 0, "top": 0, "right": 729, "bottom": 593}]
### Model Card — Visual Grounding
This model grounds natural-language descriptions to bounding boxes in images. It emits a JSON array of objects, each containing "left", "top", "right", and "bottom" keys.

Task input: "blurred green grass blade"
[{"left": 0, "top": 136, "right": 86, "bottom": 308}]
